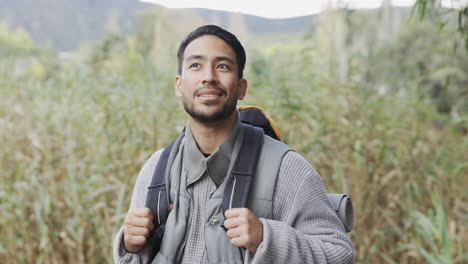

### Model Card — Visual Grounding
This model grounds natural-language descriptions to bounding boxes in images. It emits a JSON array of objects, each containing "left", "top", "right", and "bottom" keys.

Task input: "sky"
[{"left": 139, "top": 0, "right": 466, "bottom": 19}]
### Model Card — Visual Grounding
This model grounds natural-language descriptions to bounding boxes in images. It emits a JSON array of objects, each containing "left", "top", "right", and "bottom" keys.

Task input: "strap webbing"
[
  {"left": 145, "top": 135, "right": 183, "bottom": 231},
  {"left": 145, "top": 124, "right": 264, "bottom": 236},
  {"left": 222, "top": 124, "right": 264, "bottom": 212}
]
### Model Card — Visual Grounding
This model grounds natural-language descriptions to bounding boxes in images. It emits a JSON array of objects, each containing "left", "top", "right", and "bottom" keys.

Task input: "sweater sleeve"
[
  {"left": 246, "top": 151, "right": 354, "bottom": 264},
  {"left": 113, "top": 150, "right": 163, "bottom": 264}
]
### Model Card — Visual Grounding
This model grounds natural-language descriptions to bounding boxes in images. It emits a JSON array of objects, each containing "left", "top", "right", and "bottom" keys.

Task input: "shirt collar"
[{"left": 184, "top": 113, "right": 241, "bottom": 186}]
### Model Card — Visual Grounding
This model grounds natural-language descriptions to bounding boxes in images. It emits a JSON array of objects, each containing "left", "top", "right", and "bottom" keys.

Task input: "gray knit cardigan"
[{"left": 113, "top": 146, "right": 354, "bottom": 264}]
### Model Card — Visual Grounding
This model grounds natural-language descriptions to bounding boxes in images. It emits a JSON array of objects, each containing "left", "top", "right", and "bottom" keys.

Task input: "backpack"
[{"left": 145, "top": 105, "right": 354, "bottom": 243}]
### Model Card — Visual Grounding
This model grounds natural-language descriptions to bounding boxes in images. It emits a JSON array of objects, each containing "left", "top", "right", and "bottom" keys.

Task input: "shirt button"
[{"left": 209, "top": 218, "right": 219, "bottom": 226}]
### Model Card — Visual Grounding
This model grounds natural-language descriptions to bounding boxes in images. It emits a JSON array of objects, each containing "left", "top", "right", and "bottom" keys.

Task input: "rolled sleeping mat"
[{"left": 327, "top": 194, "right": 354, "bottom": 233}]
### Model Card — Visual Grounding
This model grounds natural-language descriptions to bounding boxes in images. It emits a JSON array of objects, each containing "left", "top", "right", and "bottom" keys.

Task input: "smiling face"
[{"left": 175, "top": 35, "right": 247, "bottom": 123}]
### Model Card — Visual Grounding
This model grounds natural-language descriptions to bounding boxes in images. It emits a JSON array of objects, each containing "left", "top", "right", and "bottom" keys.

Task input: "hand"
[
  {"left": 123, "top": 204, "right": 174, "bottom": 253},
  {"left": 123, "top": 208, "right": 154, "bottom": 252},
  {"left": 224, "top": 208, "right": 264, "bottom": 253}
]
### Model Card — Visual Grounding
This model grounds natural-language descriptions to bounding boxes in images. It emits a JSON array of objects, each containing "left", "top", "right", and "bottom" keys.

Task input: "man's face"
[{"left": 175, "top": 35, "right": 247, "bottom": 123}]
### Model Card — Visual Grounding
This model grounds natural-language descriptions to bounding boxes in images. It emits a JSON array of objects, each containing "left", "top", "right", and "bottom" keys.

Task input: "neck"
[{"left": 188, "top": 112, "right": 237, "bottom": 154}]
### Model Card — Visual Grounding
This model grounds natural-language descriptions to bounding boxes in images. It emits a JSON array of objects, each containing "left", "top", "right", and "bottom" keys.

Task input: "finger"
[
  {"left": 226, "top": 226, "right": 243, "bottom": 239},
  {"left": 229, "top": 236, "right": 246, "bottom": 248},
  {"left": 126, "top": 215, "right": 154, "bottom": 229},
  {"left": 225, "top": 208, "right": 249, "bottom": 219},
  {"left": 133, "top": 208, "right": 153, "bottom": 219},
  {"left": 169, "top": 204, "right": 174, "bottom": 211},
  {"left": 224, "top": 214, "right": 250, "bottom": 230},
  {"left": 125, "top": 235, "right": 147, "bottom": 246},
  {"left": 223, "top": 216, "right": 242, "bottom": 230},
  {"left": 126, "top": 226, "right": 151, "bottom": 237}
]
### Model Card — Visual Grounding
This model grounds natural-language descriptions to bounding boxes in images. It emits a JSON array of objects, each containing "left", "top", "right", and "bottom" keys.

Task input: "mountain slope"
[{"left": 0, "top": 0, "right": 314, "bottom": 51}]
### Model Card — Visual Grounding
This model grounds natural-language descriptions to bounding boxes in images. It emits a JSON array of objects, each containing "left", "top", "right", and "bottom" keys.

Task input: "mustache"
[{"left": 193, "top": 86, "right": 227, "bottom": 97}]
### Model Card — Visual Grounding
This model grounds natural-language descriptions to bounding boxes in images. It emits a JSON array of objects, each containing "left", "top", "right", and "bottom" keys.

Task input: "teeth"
[{"left": 200, "top": 94, "right": 218, "bottom": 97}]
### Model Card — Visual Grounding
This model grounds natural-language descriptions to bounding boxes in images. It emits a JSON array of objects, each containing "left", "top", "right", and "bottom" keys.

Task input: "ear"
[
  {"left": 237, "top": 78, "right": 248, "bottom": 100},
  {"left": 175, "top": 75, "right": 182, "bottom": 98}
]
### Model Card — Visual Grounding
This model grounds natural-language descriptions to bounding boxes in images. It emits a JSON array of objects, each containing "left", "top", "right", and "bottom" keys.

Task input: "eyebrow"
[{"left": 185, "top": 55, "right": 235, "bottom": 65}]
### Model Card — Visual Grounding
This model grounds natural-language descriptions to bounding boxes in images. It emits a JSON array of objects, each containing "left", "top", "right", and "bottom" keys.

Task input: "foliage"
[
  {"left": 0, "top": 24, "right": 33, "bottom": 57},
  {"left": 412, "top": 0, "right": 468, "bottom": 53},
  {"left": 0, "top": 5, "right": 467, "bottom": 264}
]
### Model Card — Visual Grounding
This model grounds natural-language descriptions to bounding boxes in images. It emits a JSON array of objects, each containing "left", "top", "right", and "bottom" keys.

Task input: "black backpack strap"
[
  {"left": 145, "top": 124, "right": 264, "bottom": 234},
  {"left": 222, "top": 124, "right": 264, "bottom": 213},
  {"left": 145, "top": 135, "right": 184, "bottom": 237}
]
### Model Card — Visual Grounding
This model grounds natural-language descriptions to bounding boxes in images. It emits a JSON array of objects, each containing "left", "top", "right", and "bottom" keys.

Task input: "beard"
[{"left": 182, "top": 92, "right": 238, "bottom": 123}]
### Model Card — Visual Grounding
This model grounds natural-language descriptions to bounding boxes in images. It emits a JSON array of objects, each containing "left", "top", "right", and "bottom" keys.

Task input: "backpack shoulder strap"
[
  {"left": 146, "top": 124, "right": 264, "bottom": 234},
  {"left": 145, "top": 134, "right": 184, "bottom": 237},
  {"left": 222, "top": 124, "right": 264, "bottom": 212}
]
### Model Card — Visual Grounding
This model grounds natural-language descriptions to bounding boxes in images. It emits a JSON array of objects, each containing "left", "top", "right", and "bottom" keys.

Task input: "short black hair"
[{"left": 177, "top": 25, "right": 246, "bottom": 78}]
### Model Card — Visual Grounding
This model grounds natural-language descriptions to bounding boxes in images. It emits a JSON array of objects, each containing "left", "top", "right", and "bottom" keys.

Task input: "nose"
[{"left": 202, "top": 66, "right": 218, "bottom": 85}]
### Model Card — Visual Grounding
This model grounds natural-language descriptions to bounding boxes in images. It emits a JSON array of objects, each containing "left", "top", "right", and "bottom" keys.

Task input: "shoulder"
[
  {"left": 279, "top": 151, "right": 316, "bottom": 174},
  {"left": 277, "top": 151, "right": 323, "bottom": 191},
  {"left": 260, "top": 135, "right": 316, "bottom": 177},
  {"left": 135, "top": 148, "right": 165, "bottom": 188},
  {"left": 273, "top": 151, "right": 330, "bottom": 220},
  {"left": 261, "top": 136, "right": 315, "bottom": 173},
  {"left": 139, "top": 149, "right": 164, "bottom": 175},
  {"left": 129, "top": 149, "right": 164, "bottom": 209},
  {"left": 276, "top": 150, "right": 325, "bottom": 197},
  {"left": 261, "top": 135, "right": 291, "bottom": 155}
]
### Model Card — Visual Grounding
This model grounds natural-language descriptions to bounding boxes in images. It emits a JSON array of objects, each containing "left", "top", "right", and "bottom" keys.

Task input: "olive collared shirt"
[{"left": 180, "top": 118, "right": 241, "bottom": 264}]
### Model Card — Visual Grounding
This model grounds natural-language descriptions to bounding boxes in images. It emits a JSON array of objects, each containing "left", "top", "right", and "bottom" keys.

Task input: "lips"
[
  {"left": 194, "top": 87, "right": 227, "bottom": 100},
  {"left": 197, "top": 90, "right": 222, "bottom": 97}
]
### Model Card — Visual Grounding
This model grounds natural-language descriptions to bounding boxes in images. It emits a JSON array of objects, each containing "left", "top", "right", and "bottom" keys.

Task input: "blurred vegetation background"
[{"left": 0, "top": 0, "right": 467, "bottom": 263}]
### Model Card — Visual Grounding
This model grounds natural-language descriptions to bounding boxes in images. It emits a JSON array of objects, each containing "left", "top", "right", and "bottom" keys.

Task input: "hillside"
[{"left": 0, "top": 0, "right": 315, "bottom": 51}]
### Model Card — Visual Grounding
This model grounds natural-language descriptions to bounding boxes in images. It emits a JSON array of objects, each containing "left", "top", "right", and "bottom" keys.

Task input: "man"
[{"left": 113, "top": 25, "right": 354, "bottom": 264}]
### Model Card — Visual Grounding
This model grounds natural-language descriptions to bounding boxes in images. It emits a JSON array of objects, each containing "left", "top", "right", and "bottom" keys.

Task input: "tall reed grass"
[{"left": 0, "top": 43, "right": 466, "bottom": 263}]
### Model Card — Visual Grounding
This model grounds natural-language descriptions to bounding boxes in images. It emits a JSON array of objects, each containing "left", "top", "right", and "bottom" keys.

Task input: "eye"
[
  {"left": 189, "top": 63, "right": 200, "bottom": 68},
  {"left": 217, "top": 64, "right": 231, "bottom": 70}
]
